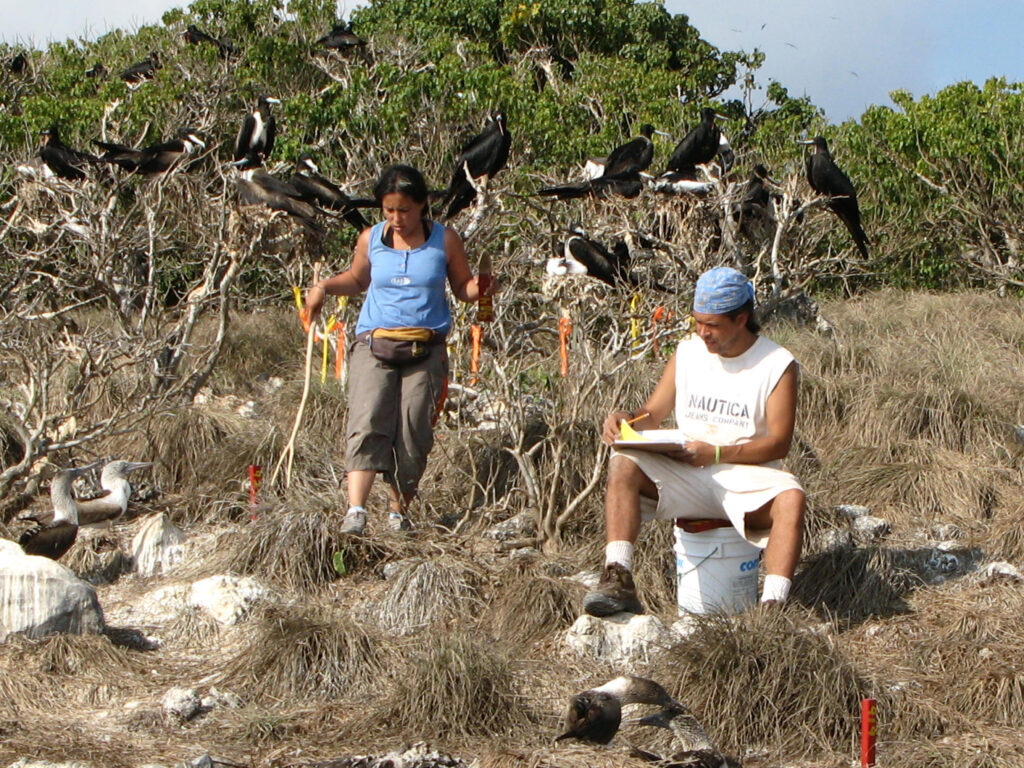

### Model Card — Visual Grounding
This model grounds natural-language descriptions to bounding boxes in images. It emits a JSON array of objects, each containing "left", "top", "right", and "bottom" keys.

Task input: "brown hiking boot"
[{"left": 582, "top": 562, "right": 645, "bottom": 616}]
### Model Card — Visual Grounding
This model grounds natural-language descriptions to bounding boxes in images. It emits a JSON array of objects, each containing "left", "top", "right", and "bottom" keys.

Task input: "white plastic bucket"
[{"left": 674, "top": 525, "right": 761, "bottom": 615}]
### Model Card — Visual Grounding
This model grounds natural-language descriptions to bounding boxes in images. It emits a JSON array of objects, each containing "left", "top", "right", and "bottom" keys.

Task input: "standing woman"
[{"left": 304, "top": 164, "right": 489, "bottom": 534}]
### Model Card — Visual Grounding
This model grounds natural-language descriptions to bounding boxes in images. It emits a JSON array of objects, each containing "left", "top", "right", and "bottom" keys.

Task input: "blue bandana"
[{"left": 693, "top": 267, "right": 754, "bottom": 314}]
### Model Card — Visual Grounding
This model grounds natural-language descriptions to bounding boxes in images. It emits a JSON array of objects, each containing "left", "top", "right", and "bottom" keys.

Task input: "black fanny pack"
[{"left": 358, "top": 328, "right": 444, "bottom": 366}]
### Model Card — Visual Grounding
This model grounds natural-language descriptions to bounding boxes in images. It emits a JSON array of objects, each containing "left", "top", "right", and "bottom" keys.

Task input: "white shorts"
[{"left": 613, "top": 449, "right": 804, "bottom": 548}]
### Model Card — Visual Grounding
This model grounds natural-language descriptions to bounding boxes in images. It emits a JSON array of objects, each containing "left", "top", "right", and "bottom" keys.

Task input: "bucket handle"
[{"left": 677, "top": 545, "right": 720, "bottom": 577}]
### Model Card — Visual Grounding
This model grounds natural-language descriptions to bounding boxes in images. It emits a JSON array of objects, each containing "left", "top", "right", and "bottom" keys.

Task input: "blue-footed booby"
[
  {"left": 18, "top": 462, "right": 101, "bottom": 560},
  {"left": 556, "top": 675, "right": 680, "bottom": 744},
  {"left": 19, "top": 460, "right": 150, "bottom": 528}
]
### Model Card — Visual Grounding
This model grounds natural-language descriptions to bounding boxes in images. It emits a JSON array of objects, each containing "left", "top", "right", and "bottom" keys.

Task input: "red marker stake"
[
  {"left": 248, "top": 465, "right": 262, "bottom": 521},
  {"left": 861, "top": 698, "right": 877, "bottom": 767}
]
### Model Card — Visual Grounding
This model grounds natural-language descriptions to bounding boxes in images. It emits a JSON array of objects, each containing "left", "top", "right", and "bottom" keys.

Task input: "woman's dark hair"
[
  {"left": 726, "top": 299, "right": 761, "bottom": 335},
  {"left": 373, "top": 164, "right": 429, "bottom": 204}
]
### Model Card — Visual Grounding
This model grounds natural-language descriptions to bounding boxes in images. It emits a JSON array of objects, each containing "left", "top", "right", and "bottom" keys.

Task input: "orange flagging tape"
[{"left": 558, "top": 314, "right": 572, "bottom": 376}]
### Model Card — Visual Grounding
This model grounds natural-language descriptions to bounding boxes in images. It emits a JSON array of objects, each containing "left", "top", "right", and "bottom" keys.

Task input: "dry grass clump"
[
  {"left": 163, "top": 604, "right": 223, "bottom": 646},
  {"left": 205, "top": 307, "right": 304, "bottom": 395},
  {"left": 204, "top": 503, "right": 392, "bottom": 591},
  {"left": 365, "top": 630, "right": 534, "bottom": 741},
  {"left": 475, "top": 746, "right": 652, "bottom": 768},
  {"left": 63, "top": 531, "right": 129, "bottom": 585},
  {"left": 661, "top": 607, "right": 867, "bottom": 757},
  {"left": 376, "top": 555, "right": 484, "bottom": 635},
  {"left": 484, "top": 571, "right": 584, "bottom": 646},
  {"left": 793, "top": 545, "right": 926, "bottom": 622},
  {"left": 0, "top": 633, "right": 150, "bottom": 716},
  {"left": 895, "top": 727, "right": 1024, "bottom": 768},
  {"left": 214, "top": 601, "right": 382, "bottom": 703}
]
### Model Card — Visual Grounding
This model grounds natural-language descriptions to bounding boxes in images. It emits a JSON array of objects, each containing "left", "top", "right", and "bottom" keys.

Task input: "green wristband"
[{"left": 714, "top": 445, "right": 721, "bottom": 464}]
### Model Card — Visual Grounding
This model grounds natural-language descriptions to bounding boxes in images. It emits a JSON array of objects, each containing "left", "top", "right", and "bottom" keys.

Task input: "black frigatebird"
[
  {"left": 93, "top": 128, "right": 207, "bottom": 175},
  {"left": 315, "top": 21, "right": 367, "bottom": 53},
  {"left": 38, "top": 126, "right": 101, "bottom": 181},
  {"left": 18, "top": 462, "right": 100, "bottom": 560},
  {"left": 233, "top": 94, "right": 280, "bottom": 162},
  {"left": 232, "top": 152, "right": 323, "bottom": 234},
  {"left": 288, "top": 154, "right": 375, "bottom": 231},
  {"left": 665, "top": 107, "right": 725, "bottom": 176},
  {"left": 85, "top": 61, "right": 108, "bottom": 80},
  {"left": 184, "top": 24, "right": 236, "bottom": 59},
  {"left": 547, "top": 227, "right": 666, "bottom": 290},
  {"left": 120, "top": 51, "right": 161, "bottom": 85},
  {"left": 798, "top": 136, "right": 869, "bottom": 257},
  {"left": 601, "top": 124, "right": 665, "bottom": 177},
  {"left": 8, "top": 52, "right": 28, "bottom": 74},
  {"left": 439, "top": 111, "right": 512, "bottom": 219},
  {"left": 535, "top": 170, "right": 643, "bottom": 201}
]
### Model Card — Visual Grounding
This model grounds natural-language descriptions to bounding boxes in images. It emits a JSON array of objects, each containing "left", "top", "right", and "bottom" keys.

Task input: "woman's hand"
[{"left": 304, "top": 283, "right": 326, "bottom": 322}]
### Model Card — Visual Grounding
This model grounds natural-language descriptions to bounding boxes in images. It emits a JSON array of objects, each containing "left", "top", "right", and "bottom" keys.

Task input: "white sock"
[
  {"left": 605, "top": 541, "right": 634, "bottom": 570},
  {"left": 346, "top": 505, "right": 365, "bottom": 516},
  {"left": 761, "top": 574, "right": 791, "bottom": 603}
]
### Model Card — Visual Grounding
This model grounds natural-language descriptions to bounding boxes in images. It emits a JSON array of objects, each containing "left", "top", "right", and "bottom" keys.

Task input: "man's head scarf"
[{"left": 693, "top": 267, "right": 755, "bottom": 314}]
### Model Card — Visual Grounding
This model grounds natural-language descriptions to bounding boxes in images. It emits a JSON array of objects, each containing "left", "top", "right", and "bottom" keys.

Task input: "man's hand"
[
  {"left": 602, "top": 410, "right": 632, "bottom": 445},
  {"left": 679, "top": 440, "right": 715, "bottom": 467}
]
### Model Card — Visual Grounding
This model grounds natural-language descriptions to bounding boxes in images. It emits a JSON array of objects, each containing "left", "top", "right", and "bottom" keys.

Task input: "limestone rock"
[
  {"left": 836, "top": 504, "right": 871, "bottom": 520},
  {"left": 162, "top": 686, "right": 202, "bottom": 721},
  {"left": 565, "top": 612, "right": 675, "bottom": 664},
  {"left": 132, "top": 513, "right": 186, "bottom": 577},
  {"left": 852, "top": 515, "right": 890, "bottom": 541},
  {"left": 484, "top": 512, "right": 534, "bottom": 541},
  {"left": 0, "top": 539, "right": 104, "bottom": 641},
  {"left": 976, "top": 561, "right": 1024, "bottom": 585},
  {"left": 188, "top": 574, "right": 266, "bottom": 625}
]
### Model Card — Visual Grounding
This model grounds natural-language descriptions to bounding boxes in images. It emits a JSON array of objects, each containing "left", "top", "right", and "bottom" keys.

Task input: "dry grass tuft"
[
  {"left": 793, "top": 545, "right": 927, "bottom": 622},
  {"left": 376, "top": 556, "right": 483, "bottom": 635},
  {"left": 163, "top": 604, "right": 223, "bottom": 646},
  {"left": 63, "top": 531, "right": 129, "bottom": 585},
  {"left": 214, "top": 601, "right": 382, "bottom": 703},
  {"left": 204, "top": 503, "right": 391, "bottom": 591},
  {"left": 484, "top": 572, "right": 584, "bottom": 646},
  {"left": 661, "top": 607, "right": 867, "bottom": 757},
  {"left": 365, "top": 630, "right": 534, "bottom": 741}
]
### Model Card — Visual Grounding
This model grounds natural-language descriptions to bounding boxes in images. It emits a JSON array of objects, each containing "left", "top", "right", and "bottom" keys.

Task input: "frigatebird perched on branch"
[
  {"left": 665, "top": 107, "right": 724, "bottom": 176},
  {"left": 315, "top": 21, "right": 367, "bottom": 53},
  {"left": 234, "top": 95, "right": 280, "bottom": 162},
  {"left": 93, "top": 128, "right": 207, "bottom": 175},
  {"left": 439, "top": 111, "right": 511, "bottom": 219},
  {"left": 798, "top": 136, "right": 869, "bottom": 258},
  {"left": 120, "top": 51, "right": 161, "bottom": 85},
  {"left": 601, "top": 124, "right": 667, "bottom": 177},
  {"left": 184, "top": 24, "right": 236, "bottom": 59},
  {"left": 535, "top": 171, "right": 643, "bottom": 201},
  {"left": 232, "top": 152, "right": 323, "bottom": 235},
  {"left": 38, "top": 126, "right": 101, "bottom": 181},
  {"left": 547, "top": 227, "right": 665, "bottom": 290},
  {"left": 288, "top": 154, "right": 376, "bottom": 231}
]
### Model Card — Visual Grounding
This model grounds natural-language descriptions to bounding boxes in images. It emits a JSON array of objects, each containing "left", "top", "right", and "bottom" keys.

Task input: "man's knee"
[
  {"left": 746, "top": 488, "right": 805, "bottom": 530},
  {"left": 608, "top": 455, "right": 643, "bottom": 487}
]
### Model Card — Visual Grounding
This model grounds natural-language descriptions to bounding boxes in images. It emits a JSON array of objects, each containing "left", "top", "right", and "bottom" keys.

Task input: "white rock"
[
  {"left": 931, "top": 523, "right": 963, "bottom": 541},
  {"left": 162, "top": 686, "right": 202, "bottom": 721},
  {"left": 7, "top": 760, "right": 93, "bottom": 768},
  {"left": 818, "top": 528, "right": 853, "bottom": 551},
  {"left": 483, "top": 511, "right": 535, "bottom": 541},
  {"left": 836, "top": 504, "right": 871, "bottom": 519},
  {"left": 132, "top": 513, "right": 186, "bottom": 577},
  {"left": 0, "top": 539, "right": 104, "bottom": 641},
  {"left": 565, "top": 612, "right": 676, "bottom": 664},
  {"left": 189, "top": 575, "right": 266, "bottom": 625},
  {"left": 976, "top": 561, "right": 1024, "bottom": 583},
  {"left": 852, "top": 515, "right": 890, "bottom": 540},
  {"left": 568, "top": 570, "right": 601, "bottom": 591}
]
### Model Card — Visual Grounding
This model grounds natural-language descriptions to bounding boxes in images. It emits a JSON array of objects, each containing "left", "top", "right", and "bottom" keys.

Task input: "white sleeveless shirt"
[{"left": 674, "top": 334, "right": 795, "bottom": 462}]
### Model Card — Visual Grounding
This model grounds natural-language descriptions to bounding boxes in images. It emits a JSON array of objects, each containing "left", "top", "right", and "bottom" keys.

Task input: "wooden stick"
[{"left": 271, "top": 262, "right": 321, "bottom": 489}]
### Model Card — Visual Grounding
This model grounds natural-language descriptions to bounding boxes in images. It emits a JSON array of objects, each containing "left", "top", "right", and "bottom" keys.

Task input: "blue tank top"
[{"left": 356, "top": 220, "right": 452, "bottom": 335}]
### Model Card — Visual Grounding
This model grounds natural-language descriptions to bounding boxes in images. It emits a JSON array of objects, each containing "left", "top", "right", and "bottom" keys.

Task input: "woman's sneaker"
[
  {"left": 340, "top": 507, "right": 367, "bottom": 535},
  {"left": 387, "top": 512, "right": 411, "bottom": 532}
]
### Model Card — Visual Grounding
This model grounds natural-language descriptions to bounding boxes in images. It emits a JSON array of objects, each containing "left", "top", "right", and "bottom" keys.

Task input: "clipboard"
[{"left": 612, "top": 425, "right": 690, "bottom": 454}]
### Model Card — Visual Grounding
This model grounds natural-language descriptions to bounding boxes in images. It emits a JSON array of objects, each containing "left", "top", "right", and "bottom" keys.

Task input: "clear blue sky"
[{"left": 5, "top": 0, "right": 1024, "bottom": 123}]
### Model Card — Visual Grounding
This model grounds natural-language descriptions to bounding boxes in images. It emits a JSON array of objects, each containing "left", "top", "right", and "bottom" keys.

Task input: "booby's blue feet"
[{"left": 583, "top": 563, "right": 645, "bottom": 616}]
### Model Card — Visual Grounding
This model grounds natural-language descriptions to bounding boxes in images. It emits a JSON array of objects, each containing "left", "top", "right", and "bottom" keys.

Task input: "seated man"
[{"left": 583, "top": 267, "right": 806, "bottom": 616}]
